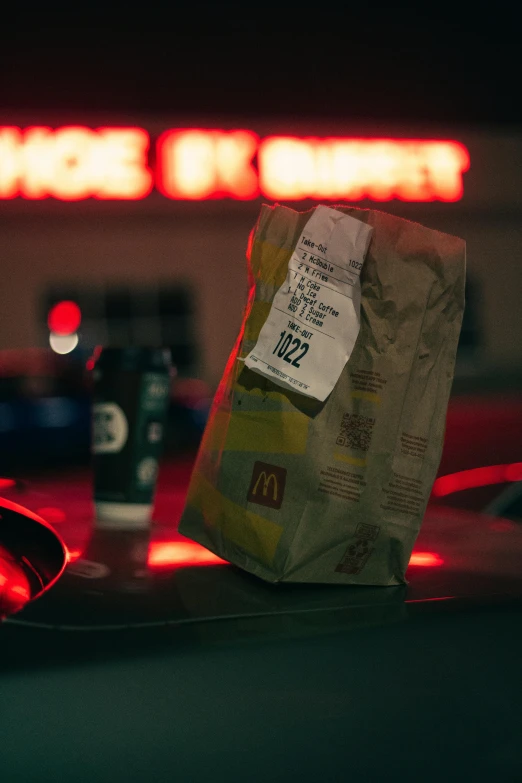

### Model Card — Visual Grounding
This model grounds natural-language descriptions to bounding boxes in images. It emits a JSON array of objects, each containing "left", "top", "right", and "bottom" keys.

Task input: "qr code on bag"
[{"left": 336, "top": 413, "right": 375, "bottom": 452}]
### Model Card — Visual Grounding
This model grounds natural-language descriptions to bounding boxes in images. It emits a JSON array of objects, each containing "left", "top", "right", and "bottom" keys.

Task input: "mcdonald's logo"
[{"left": 247, "top": 461, "right": 287, "bottom": 510}]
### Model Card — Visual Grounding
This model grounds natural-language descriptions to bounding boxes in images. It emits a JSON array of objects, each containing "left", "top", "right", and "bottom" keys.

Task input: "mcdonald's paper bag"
[{"left": 179, "top": 205, "right": 466, "bottom": 585}]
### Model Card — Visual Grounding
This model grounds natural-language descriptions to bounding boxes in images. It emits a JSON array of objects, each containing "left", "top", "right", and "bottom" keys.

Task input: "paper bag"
[{"left": 179, "top": 205, "right": 466, "bottom": 585}]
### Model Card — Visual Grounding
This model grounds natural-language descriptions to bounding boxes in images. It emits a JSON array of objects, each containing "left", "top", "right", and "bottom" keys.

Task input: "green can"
[{"left": 92, "top": 347, "right": 172, "bottom": 528}]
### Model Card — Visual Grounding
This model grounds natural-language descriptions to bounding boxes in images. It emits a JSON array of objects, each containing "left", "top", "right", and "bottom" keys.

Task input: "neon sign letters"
[{"left": 0, "top": 126, "right": 470, "bottom": 202}]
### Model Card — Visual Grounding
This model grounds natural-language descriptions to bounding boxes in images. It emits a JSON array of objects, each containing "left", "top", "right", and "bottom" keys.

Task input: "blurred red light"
[
  {"left": 490, "top": 520, "right": 515, "bottom": 533},
  {"left": 66, "top": 548, "right": 82, "bottom": 563},
  {"left": 0, "top": 547, "right": 32, "bottom": 615},
  {"left": 157, "top": 129, "right": 259, "bottom": 200},
  {"left": 86, "top": 345, "right": 102, "bottom": 372},
  {"left": 65, "top": 542, "right": 225, "bottom": 568},
  {"left": 148, "top": 540, "right": 227, "bottom": 568},
  {"left": 0, "top": 126, "right": 152, "bottom": 200},
  {"left": 47, "top": 301, "right": 81, "bottom": 336},
  {"left": 504, "top": 463, "right": 522, "bottom": 482},
  {"left": 0, "top": 478, "right": 16, "bottom": 490},
  {"left": 409, "top": 551, "right": 444, "bottom": 567},
  {"left": 432, "top": 462, "right": 522, "bottom": 497},
  {"left": 258, "top": 137, "right": 469, "bottom": 202},
  {"left": 1, "top": 126, "right": 469, "bottom": 203},
  {"left": 36, "top": 506, "right": 66, "bottom": 524}
]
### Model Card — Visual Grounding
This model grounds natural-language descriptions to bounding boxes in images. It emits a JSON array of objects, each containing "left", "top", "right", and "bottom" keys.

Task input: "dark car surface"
[{"left": 1, "top": 467, "right": 521, "bottom": 783}]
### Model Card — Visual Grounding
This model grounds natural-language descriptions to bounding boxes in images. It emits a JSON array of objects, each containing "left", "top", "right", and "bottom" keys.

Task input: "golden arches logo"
[
  {"left": 252, "top": 471, "right": 278, "bottom": 500},
  {"left": 247, "top": 461, "right": 287, "bottom": 510}
]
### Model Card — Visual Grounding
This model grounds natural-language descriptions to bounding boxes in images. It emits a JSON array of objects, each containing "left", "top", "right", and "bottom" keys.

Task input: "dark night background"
[
  {"left": 2, "top": 11, "right": 522, "bottom": 782},
  {"left": 1, "top": 0, "right": 522, "bottom": 472},
  {"left": 0, "top": 2, "right": 520, "bottom": 126}
]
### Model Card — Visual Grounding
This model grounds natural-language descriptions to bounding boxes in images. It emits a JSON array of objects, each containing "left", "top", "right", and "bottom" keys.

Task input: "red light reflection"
[
  {"left": 36, "top": 506, "right": 66, "bottom": 524},
  {"left": 0, "top": 478, "right": 16, "bottom": 490},
  {"left": 66, "top": 543, "right": 443, "bottom": 571},
  {"left": 66, "top": 548, "right": 82, "bottom": 563},
  {"left": 432, "top": 462, "right": 522, "bottom": 497},
  {"left": 0, "top": 547, "right": 32, "bottom": 616},
  {"left": 65, "top": 541, "right": 227, "bottom": 569},
  {"left": 408, "top": 551, "right": 444, "bottom": 567},
  {"left": 148, "top": 540, "right": 227, "bottom": 568}
]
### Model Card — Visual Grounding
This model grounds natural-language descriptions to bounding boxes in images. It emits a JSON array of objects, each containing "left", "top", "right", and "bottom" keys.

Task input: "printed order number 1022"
[{"left": 272, "top": 330, "right": 309, "bottom": 367}]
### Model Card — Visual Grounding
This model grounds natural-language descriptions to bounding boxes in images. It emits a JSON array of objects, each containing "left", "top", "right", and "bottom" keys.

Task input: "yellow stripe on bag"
[
  {"left": 189, "top": 473, "right": 283, "bottom": 564},
  {"left": 233, "top": 383, "right": 291, "bottom": 405},
  {"left": 334, "top": 452, "right": 367, "bottom": 468},
  {"left": 252, "top": 241, "right": 292, "bottom": 289},
  {"left": 243, "top": 300, "right": 272, "bottom": 343},
  {"left": 222, "top": 410, "right": 309, "bottom": 453},
  {"left": 351, "top": 390, "right": 381, "bottom": 405},
  {"left": 205, "top": 409, "right": 232, "bottom": 453}
]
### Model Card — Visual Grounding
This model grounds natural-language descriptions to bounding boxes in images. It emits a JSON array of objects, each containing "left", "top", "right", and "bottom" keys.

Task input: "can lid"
[{"left": 95, "top": 347, "right": 172, "bottom": 372}]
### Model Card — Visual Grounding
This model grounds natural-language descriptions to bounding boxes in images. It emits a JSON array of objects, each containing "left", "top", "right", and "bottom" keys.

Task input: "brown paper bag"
[{"left": 179, "top": 205, "right": 465, "bottom": 585}]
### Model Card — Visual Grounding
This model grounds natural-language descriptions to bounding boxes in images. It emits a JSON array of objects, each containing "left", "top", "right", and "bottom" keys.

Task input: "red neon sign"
[
  {"left": 259, "top": 136, "right": 470, "bottom": 201},
  {"left": 157, "top": 129, "right": 259, "bottom": 199},
  {"left": 0, "top": 126, "right": 153, "bottom": 200},
  {"left": 0, "top": 126, "right": 470, "bottom": 202}
]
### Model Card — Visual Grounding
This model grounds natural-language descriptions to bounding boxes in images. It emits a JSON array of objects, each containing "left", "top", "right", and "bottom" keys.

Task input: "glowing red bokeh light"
[
  {"left": 65, "top": 541, "right": 442, "bottom": 571},
  {"left": 65, "top": 540, "right": 227, "bottom": 569},
  {"left": 0, "top": 126, "right": 153, "bottom": 201},
  {"left": 157, "top": 128, "right": 259, "bottom": 200},
  {"left": 148, "top": 540, "right": 227, "bottom": 568},
  {"left": 66, "top": 548, "right": 82, "bottom": 563},
  {"left": 36, "top": 506, "right": 66, "bottom": 524},
  {"left": 408, "top": 551, "right": 444, "bottom": 567},
  {"left": 432, "top": 462, "right": 522, "bottom": 497},
  {"left": 258, "top": 137, "right": 470, "bottom": 202},
  {"left": 0, "top": 478, "right": 16, "bottom": 490},
  {"left": 0, "top": 547, "right": 32, "bottom": 616},
  {"left": 86, "top": 345, "right": 102, "bottom": 372},
  {"left": 0, "top": 126, "right": 470, "bottom": 203},
  {"left": 47, "top": 300, "right": 81, "bottom": 336}
]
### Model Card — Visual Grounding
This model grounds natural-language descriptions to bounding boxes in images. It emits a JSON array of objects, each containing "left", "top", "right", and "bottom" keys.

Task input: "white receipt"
[{"left": 245, "top": 206, "right": 373, "bottom": 401}]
